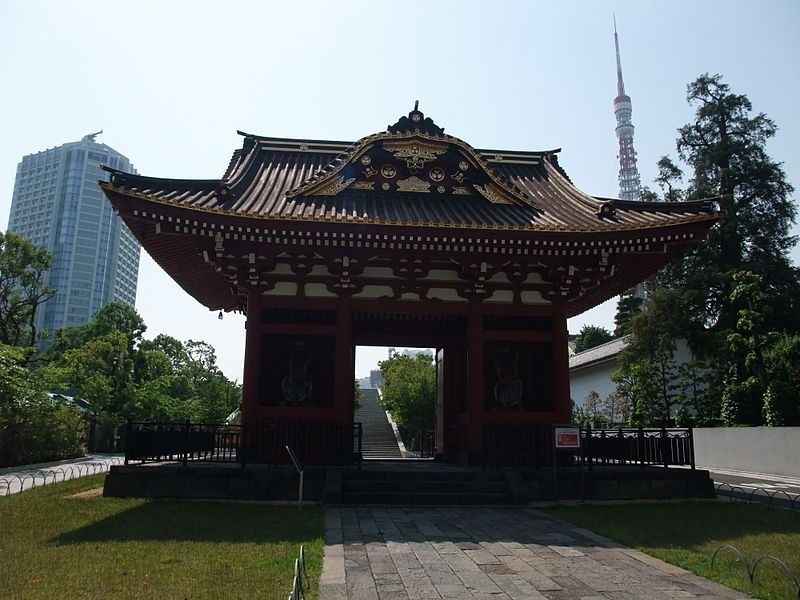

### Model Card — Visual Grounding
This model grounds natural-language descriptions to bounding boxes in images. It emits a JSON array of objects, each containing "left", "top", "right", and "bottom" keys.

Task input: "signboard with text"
[{"left": 554, "top": 427, "right": 581, "bottom": 449}]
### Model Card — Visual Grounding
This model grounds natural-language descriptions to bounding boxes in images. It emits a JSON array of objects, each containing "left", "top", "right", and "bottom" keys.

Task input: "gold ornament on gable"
[
  {"left": 313, "top": 176, "right": 355, "bottom": 196},
  {"left": 474, "top": 183, "right": 514, "bottom": 205},
  {"left": 383, "top": 140, "right": 448, "bottom": 174},
  {"left": 397, "top": 176, "right": 431, "bottom": 193}
]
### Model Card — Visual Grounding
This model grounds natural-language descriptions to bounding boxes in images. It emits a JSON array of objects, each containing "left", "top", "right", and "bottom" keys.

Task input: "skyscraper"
[
  {"left": 613, "top": 18, "right": 642, "bottom": 201},
  {"left": 8, "top": 132, "right": 140, "bottom": 339}
]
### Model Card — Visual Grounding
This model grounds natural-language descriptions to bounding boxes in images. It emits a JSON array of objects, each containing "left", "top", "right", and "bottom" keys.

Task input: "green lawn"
[
  {"left": 546, "top": 502, "right": 800, "bottom": 600},
  {"left": 0, "top": 475, "right": 324, "bottom": 600}
]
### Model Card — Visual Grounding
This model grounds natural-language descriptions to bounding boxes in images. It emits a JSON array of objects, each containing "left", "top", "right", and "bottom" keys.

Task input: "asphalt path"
[
  {"left": 704, "top": 466, "right": 800, "bottom": 509},
  {"left": 0, "top": 454, "right": 123, "bottom": 496}
]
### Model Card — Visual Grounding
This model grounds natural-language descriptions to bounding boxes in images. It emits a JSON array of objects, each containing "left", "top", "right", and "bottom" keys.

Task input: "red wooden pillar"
[
  {"left": 551, "top": 301, "right": 571, "bottom": 423},
  {"left": 241, "top": 289, "right": 263, "bottom": 428},
  {"left": 333, "top": 299, "right": 353, "bottom": 422},
  {"left": 466, "top": 301, "right": 485, "bottom": 462}
]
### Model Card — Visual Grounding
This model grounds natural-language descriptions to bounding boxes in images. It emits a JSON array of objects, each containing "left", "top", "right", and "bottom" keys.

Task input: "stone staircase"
[{"left": 354, "top": 388, "right": 402, "bottom": 459}]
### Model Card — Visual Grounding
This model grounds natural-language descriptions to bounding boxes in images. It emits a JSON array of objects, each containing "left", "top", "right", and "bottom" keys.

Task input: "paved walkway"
[
  {"left": 0, "top": 454, "right": 123, "bottom": 496},
  {"left": 320, "top": 506, "right": 747, "bottom": 600}
]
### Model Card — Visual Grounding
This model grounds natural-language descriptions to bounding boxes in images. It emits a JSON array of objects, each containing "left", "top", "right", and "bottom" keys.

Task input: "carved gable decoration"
[{"left": 286, "top": 106, "right": 539, "bottom": 209}]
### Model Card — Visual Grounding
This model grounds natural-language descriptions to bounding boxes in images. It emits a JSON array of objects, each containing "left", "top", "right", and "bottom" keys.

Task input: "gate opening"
[{"left": 355, "top": 346, "right": 438, "bottom": 459}]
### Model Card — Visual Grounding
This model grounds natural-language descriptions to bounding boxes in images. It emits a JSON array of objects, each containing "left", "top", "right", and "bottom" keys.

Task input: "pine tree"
[
  {"left": 614, "top": 291, "right": 643, "bottom": 337},
  {"left": 657, "top": 74, "right": 799, "bottom": 337},
  {"left": 614, "top": 74, "right": 800, "bottom": 426},
  {"left": 573, "top": 325, "right": 614, "bottom": 353}
]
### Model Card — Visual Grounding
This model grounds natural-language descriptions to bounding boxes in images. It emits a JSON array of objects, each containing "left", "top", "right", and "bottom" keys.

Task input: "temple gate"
[{"left": 101, "top": 106, "right": 716, "bottom": 465}]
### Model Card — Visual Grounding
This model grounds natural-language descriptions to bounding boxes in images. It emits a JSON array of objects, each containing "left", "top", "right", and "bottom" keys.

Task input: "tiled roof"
[
  {"left": 569, "top": 336, "right": 629, "bottom": 370},
  {"left": 101, "top": 109, "right": 717, "bottom": 234}
]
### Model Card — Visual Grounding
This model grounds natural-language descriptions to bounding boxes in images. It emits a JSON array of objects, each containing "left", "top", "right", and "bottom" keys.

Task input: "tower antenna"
[{"left": 612, "top": 18, "right": 641, "bottom": 201}]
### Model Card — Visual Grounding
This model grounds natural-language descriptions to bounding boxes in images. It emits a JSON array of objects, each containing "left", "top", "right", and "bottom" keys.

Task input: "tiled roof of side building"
[
  {"left": 100, "top": 109, "right": 718, "bottom": 234},
  {"left": 569, "top": 336, "right": 629, "bottom": 371}
]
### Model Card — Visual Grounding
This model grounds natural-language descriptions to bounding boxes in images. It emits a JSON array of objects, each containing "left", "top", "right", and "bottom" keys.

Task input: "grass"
[
  {"left": 546, "top": 501, "right": 800, "bottom": 600},
  {"left": 0, "top": 475, "right": 324, "bottom": 600}
]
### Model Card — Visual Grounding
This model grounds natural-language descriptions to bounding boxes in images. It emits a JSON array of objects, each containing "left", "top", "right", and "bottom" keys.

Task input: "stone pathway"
[{"left": 320, "top": 506, "right": 747, "bottom": 600}]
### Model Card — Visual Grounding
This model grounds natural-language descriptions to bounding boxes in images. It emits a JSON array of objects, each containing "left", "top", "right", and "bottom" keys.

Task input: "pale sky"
[{"left": 2, "top": 1, "right": 799, "bottom": 380}]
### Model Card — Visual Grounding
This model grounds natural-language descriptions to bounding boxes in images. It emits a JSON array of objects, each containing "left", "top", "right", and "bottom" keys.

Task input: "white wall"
[
  {"left": 694, "top": 427, "right": 800, "bottom": 477},
  {"left": 571, "top": 361, "right": 617, "bottom": 407},
  {"left": 569, "top": 339, "right": 695, "bottom": 410}
]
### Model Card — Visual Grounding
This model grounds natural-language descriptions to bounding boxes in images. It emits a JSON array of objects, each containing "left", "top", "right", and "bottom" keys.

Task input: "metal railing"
[
  {"left": 125, "top": 420, "right": 362, "bottom": 467},
  {"left": 406, "top": 430, "right": 436, "bottom": 458},
  {"left": 481, "top": 425, "right": 695, "bottom": 469},
  {"left": 0, "top": 457, "right": 124, "bottom": 497},
  {"left": 581, "top": 426, "right": 695, "bottom": 469},
  {"left": 715, "top": 482, "right": 800, "bottom": 512},
  {"left": 288, "top": 545, "right": 307, "bottom": 600},
  {"left": 711, "top": 544, "right": 800, "bottom": 598},
  {"left": 125, "top": 421, "right": 242, "bottom": 465}
]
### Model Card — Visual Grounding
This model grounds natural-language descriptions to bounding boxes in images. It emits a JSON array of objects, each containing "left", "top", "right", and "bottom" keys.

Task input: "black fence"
[
  {"left": 125, "top": 420, "right": 362, "bottom": 467},
  {"left": 405, "top": 430, "right": 435, "bottom": 458},
  {"left": 483, "top": 424, "right": 552, "bottom": 467},
  {"left": 482, "top": 424, "right": 695, "bottom": 469},
  {"left": 581, "top": 426, "right": 695, "bottom": 469}
]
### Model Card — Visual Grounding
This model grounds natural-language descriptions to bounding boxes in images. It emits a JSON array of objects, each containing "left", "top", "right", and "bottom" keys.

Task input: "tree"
[
  {"left": 573, "top": 325, "right": 614, "bottom": 353},
  {"left": 614, "top": 290, "right": 643, "bottom": 337},
  {"left": 675, "top": 360, "right": 716, "bottom": 426},
  {"left": 612, "top": 362, "right": 659, "bottom": 426},
  {"left": 0, "top": 231, "right": 54, "bottom": 347},
  {"left": 615, "top": 288, "right": 685, "bottom": 425},
  {"left": 656, "top": 74, "right": 799, "bottom": 337},
  {"left": 763, "top": 333, "right": 800, "bottom": 426},
  {"left": 54, "top": 331, "right": 132, "bottom": 449},
  {"left": 0, "top": 343, "right": 84, "bottom": 466},
  {"left": 602, "top": 391, "right": 629, "bottom": 425},
  {"left": 140, "top": 334, "right": 189, "bottom": 370},
  {"left": 576, "top": 390, "right": 608, "bottom": 427},
  {"left": 722, "top": 271, "right": 772, "bottom": 425},
  {"left": 615, "top": 74, "right": 800, "bottom": 425},
  {"left": 378, "top": 353, "right": 435, "bottom": 437},
  {"left": 84, "top": 302, "right": 147, "bottom": 352}
]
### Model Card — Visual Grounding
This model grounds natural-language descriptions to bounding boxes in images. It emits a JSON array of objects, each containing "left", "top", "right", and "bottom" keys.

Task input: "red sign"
[{"left": 554, "top": 427, "right": 581, "bottom": 449}]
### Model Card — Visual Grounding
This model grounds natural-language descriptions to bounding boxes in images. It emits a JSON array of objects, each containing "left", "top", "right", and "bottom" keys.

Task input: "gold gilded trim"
[
  {"left": 474, "top": 183, "right": 514, "bottom": 205},
  {"left": 101, "top": 181, "right": 719, "bottom": 234},
  {"left": 313, "top": 176, "right": 355, "bottom": 196},
  {"left": 382, "top": 139, "right": 448, "bottom": 173},
  {"left": 283, "top": 128, "right": 540, "bottom": 209},
  {"left": 351, "top": 181, "right": 375, "bottom": 190},
  {"left": 396, "top": 176, "right": 431, "bottom": 193}
]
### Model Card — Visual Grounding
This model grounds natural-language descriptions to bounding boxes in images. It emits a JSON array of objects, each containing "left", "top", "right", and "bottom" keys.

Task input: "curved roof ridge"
[
  {"left": 610, "top": 197, "right": 718, "bottom": 213},
  {"left": 101, "top": 165, "right": 219, "bottom": 189},
  {"left": 234, "top": 131, "right": 564, "bottom": 160}
]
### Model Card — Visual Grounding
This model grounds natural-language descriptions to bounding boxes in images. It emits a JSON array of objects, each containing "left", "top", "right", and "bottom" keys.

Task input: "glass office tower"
[{"left": 8, "top": 132, "right": 140, "bottom": 339}]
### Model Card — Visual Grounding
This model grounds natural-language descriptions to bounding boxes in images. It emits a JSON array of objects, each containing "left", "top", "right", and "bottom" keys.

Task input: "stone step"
[
  {"left": 340, "top": 491, "right": 510, "bottom": 505},
  {"left": 345, "top": 470, "right": 505, "bottom": 483},
  {"left": 343, "top": 480, "right": 507, "bottom": 494}
]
